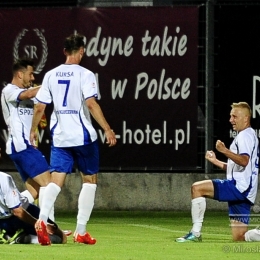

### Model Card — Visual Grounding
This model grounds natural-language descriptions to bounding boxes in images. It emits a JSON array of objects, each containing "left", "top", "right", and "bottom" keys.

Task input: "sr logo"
[{"left": 13, "top": 28, "right": 48, "bottom": 74}]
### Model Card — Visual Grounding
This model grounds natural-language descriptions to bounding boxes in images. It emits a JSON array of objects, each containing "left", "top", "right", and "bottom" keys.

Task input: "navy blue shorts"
[
  {"left": 9, "top": 146, "right": 49, "bottom": 182},
  {"left": 212, "top": 179, "right": 252, "bottom": 224},
  {"left": 50, "top": 140, "right": 99, "bottom": 175}
]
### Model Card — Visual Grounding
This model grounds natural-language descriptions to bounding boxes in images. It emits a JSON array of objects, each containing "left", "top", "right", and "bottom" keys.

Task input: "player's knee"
[
  {"left": 231, "top": 226, "right": 247, "bottom": 241},
  {"left": 82, "top": 173, "right": 97, "bottom": 184},
  {"left": 232, "top": 233, "right": 245, "bottom": 241},
  {"left": 191, "top": 182, "right": 201, "bottom": 196}
]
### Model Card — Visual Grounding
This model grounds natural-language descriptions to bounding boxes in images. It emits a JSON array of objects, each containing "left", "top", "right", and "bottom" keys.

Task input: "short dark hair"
[
  {"left": 12, "top": 58, "right": 34, "bottom": 75},
  {"left": 64, "top": 34, "right": 85, "bottom": 54}
]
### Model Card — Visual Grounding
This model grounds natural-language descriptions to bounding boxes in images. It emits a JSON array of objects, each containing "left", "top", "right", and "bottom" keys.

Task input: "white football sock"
[
  {"left": 21, "top": 190, "right": 34, "bottom": 203},
  {"left": 39, "top": 183, "right": 61, "bottom": 224},
  {"left": 39, "top": 187, "right": 55, "bottom": 221},
  {"left": 29, "top": 235, "right": 39, "bottom": 244},
  {"left": 76, "top": 183, "right": 97, "bottom": 235},
  {"left": 245, "top": 228, "right": 260, "bottom": 241},
  {"left": 191, "top": 197, "right": 206, "bottom": 236}
]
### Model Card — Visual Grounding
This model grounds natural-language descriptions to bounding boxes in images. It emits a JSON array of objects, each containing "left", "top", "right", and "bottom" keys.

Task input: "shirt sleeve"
[
  {"left": 3, "top": 175, "right": 21, "bottom": 209},
  {"left": 236, "top": 130, "right": 254, "bottom": 157},
  {"left": 4, "top": 85, "right": 26, "bottom": 102},
  {"left": 81, "top": 71, "right": 98, "bottom": 100},
  {"left": 36, "top": 72, "right": 53, "bottom": 104}
]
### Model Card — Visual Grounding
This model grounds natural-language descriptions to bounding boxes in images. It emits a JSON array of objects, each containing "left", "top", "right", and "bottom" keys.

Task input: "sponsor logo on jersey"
[
  {"left": 56, "top": 110, "right": 78, "bottom": 114},
  {"left": 18, "top": 108, "right": 34, "bottom": 115}
]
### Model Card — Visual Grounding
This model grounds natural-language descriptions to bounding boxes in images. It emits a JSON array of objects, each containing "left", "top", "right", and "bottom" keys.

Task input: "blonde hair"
[{"left": 231, "top": 102, "right": 252, "bottom": 117}]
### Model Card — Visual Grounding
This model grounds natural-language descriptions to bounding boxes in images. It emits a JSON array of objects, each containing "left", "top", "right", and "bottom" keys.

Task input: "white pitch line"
[
  {"left": 57, "top": 221, "right": 231, "bottom": 238},
  {"left": 57, "top": 221, "right": 73, "bottom": 225},
  {"left": 128, "top": 224, "right": 231, "bottom": 238}
]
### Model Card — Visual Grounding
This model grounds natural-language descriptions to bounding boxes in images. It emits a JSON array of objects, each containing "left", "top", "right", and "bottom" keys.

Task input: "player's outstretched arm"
[
  {"left": 12, "top": 206, "right": 37, "bottom": 226},
  {"left": 19, "top": 86, "right": 40, "bottom": 100}
]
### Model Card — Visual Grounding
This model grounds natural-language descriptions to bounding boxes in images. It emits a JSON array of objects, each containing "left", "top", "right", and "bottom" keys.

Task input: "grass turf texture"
[{"left": 2, "top": 211, "right": 260, "bottom": 260}]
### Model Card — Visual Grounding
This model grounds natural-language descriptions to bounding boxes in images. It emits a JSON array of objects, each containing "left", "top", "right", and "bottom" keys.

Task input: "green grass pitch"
[{"left": 2, "top": 210, "right": 260, "bottom": 260}]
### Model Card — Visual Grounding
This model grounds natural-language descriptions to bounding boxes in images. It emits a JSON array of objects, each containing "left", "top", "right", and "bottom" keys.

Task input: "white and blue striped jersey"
[
  {"left": 227, "top": 127, "right": 259, "bottom": 203},
  {"left": 1, "top": 84, "right": 36, "bottom": 154},
  {"left": 36, "top": 64, "right": 98, "bottom": 147},
  {"left": 0, "top": 171, "right": 29, "bottom": 219}
]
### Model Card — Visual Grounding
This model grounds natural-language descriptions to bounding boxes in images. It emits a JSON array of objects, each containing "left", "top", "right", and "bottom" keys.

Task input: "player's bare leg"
[
  {"left": 23, "top": 178, "right": 40, "bottom": 203},
  {"left": 230, "top": 220, "right": 248, "bottom": 241}
]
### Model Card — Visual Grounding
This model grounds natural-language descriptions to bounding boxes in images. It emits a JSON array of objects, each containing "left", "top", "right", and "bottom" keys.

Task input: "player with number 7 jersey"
[
  {"left": 30, "top": 33, "right": 117, "bottom": 245},
  {"left": 37, "top": 65, "right": 98, "bottom": 147}
]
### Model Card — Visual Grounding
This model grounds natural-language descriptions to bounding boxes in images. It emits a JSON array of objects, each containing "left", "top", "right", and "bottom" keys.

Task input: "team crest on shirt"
[{"left": 13, "top": 28, "right": 48, "bottom": 74}]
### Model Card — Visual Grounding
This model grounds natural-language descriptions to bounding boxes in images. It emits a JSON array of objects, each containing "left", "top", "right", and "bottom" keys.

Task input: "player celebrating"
[
  {"left": 176, "top": 102, "right": 260, "bottom": 242},
  {"left": 30, "top": 33, "right": 117, "bottom": 245},
  {"left": 1, "top": 59, "right": 54, "bottom": 220}
]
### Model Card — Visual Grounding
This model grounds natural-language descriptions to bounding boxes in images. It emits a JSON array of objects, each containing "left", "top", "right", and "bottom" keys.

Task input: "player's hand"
[
  {"left": 216, "top": 140, "right": 226, "bottom": 153},
  {"left": 46, "top": 223, "right": 57, "bottom": 235},
  {"left": 29, "top": 131, "right": 38, "bottom": 148},
  {"left": 105, "top": 129, "right": 117, "bottom": 147},
  {"left": 205, "top": 150, "right": 216, "bottom": 162}
]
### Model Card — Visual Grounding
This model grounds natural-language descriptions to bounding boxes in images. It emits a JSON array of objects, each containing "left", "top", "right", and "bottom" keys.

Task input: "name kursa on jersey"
[{"left": 56, "top": 72, "right": 74, "bottom": 77}]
